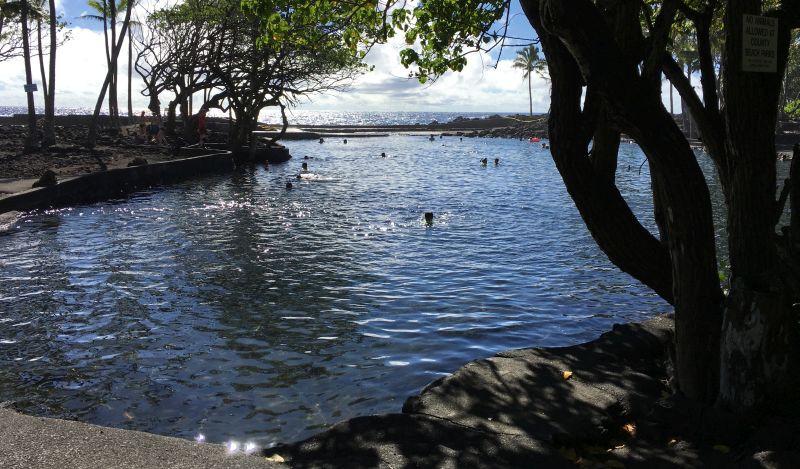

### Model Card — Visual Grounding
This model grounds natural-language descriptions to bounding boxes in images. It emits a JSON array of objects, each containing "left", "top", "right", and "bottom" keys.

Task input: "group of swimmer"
[{"left": 290, "top": 132, "right": 551, "bottom": 189}]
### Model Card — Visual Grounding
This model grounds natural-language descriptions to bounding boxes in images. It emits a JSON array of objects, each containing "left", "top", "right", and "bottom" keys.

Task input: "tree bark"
[
  {"left": 36, "top": 20, "right": 47, "bottom": 103},
  {"left": 791, "top": 144, "right": 800, "bottom": 248},
  {"left": 47, "top": 0, "right": 57, "bottom": 146},
  {"left": 527, "top": 72, "right": 532, "bottom": 116},
  {"left": 21, "top": 0, "right": 38, "bottom": 154},
  {"left": 86, "top": 1, "right": 133, "bottom": 148},
  {"left": 36, "top": 15, "right": 55, "bottom": 146},
  {"left": 128, "top": 25, "right": 133, "bottom": 118},
  {"left": 524, "top": 0, "right": 724, "bottom": 402},
  {"left": 100, "top": 1, "right": 112, "bottom": 122},
  {"left": 718, "top": 0, "right": 800, "bottom": 411},
  {"left": 109, "top": 0, "right": 119, "bottom": 127}
]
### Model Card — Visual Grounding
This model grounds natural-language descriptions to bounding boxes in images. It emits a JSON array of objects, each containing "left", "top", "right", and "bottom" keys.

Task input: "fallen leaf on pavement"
[{"left": 622, "top": 423, "right": 636, "bottom": 437}]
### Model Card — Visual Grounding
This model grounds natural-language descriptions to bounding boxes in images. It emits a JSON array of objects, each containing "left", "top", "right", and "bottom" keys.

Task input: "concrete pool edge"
[
  {"left": 0, "top": 408, "right": 285, "bottom": 468},
  {"left": 0, "top": 315, "right": 676, "bottom": 468},
  {"left": 0, "top": 150, "right": 236, "bottom": 215}
]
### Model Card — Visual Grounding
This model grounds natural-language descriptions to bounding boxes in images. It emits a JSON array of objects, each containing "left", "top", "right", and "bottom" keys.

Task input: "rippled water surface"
[{"left": 1, "top": 135, "right": 674, "bottom": 446}]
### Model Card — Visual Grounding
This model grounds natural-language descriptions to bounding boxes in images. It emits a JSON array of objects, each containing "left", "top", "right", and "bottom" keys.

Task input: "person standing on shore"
[
  {"left": 197, "top": 108, "right": 208, "bottom": 147},
  {"left": 139, "top": 111, "right": 147, "bottom": 138},
  {"left": 154, "top": 114, "right": 167, "bottom": 146}
]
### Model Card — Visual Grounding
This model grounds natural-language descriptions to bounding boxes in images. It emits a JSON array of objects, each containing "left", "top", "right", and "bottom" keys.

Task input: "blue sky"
[{"left": 0, "top": 1, "right": 554, "bottom": 113}]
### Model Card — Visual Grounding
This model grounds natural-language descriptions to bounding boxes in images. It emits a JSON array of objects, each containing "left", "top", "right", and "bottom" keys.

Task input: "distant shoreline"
[{"left": 0, "top": 111, "right": 545, "bottom": 127}]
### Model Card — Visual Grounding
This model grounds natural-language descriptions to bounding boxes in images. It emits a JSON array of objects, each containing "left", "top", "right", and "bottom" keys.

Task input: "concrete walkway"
[
  {"left": 0, "top": 178, "right": 38, "bottom": 195},
  {"left": 0, "top": 409, "right": 285, "bottom": 469}
]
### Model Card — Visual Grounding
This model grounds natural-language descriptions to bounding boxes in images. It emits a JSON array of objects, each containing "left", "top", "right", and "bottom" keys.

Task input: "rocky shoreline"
[
  {"left": 0, "top": 114, "right": 547, "bottom": 183},
  {"left": 2, "top": 114, "right": 796, "bottom": 185},
  {"left": 0, "top": 122, "right": 179, "bottom": 183}
]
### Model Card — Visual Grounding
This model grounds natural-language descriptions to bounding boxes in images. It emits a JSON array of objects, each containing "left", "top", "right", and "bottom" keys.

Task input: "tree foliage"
[
  {"left": 0, "top": 1, "right": 25, "bottom": 62},
  {"left": 783, "top": 31, "right": 800, "bottom": 117},
  {"left": 135, "top": 0, "right": 366, "bottom": 148}
]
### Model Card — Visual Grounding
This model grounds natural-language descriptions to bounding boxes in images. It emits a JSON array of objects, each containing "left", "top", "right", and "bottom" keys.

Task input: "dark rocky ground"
[
  {"left": 0, "top": 116, "right": 230, "bottom": 184},
  {"left": 3, "top": 114, "right": 796, "bottom": 186},
  {"left": 0, "top": 115, "right": 546, "bottom": 185},
  {"left": 0, "top": 123, "right": 181, "bottom": 182}
]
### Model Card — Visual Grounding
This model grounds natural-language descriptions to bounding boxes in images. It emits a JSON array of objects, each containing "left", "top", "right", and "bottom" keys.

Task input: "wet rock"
[
  {"left": 47, "top": 144, "right": 82, "bottom": 154},
  {"left": 747, "top": 450, "right": 800, "bottom": 469},
  {"left": 32, "top": 169, "right": 57, "bottom": 188},
  {"left": 127, "top": 157, "right": 148, "bottom": 167}
]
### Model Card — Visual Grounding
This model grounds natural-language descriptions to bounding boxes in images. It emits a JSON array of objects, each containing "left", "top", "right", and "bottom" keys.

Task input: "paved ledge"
[
  {"left": 0, "top": 409, "right": 284, "bottom": 469},
  {"left": 0, "top": 151, "right": 235, "bottom": 214}
]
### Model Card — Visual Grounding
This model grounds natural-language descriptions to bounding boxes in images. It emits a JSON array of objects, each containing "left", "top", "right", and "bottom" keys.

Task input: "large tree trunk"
[
  {"left": 180, "top": 95, "right": 192, "bottom": 141},
  {"left": 100, "top": 1, "right": 112, "bottom": 122},
  {"left": 109, "top": 0, "right": 119, "bottom": 127},
  {"left": 524, "top": 0, "right": 724, "bottom": 402},
  {"left": 21, "top": 1, "right": 38, "bottom": 154},
  {"left": 718, "top": 0, "right": 800, "bottom": 411},
  {"left": 45, "top": 0, "right": 57, "bottom": 147},
  {"left": 230, "top": 109, "right": 255, "bottom": 151},
  {"left": 165, "top": 100, "right": 179, "bottom": 135},
  {"left": 36, "top": 20, "right": 47, "bottom": 104},
  {"left": 128, "top": 26, "right": 133, "bottom": 118},
  {"left": 37, "top": 17, "right": 55, "bottom": 147},
  {"left": 86, "top": 2, "right": 133, "bottom": 148},
  {"left": 527, "top": 72, "right": 532, "bottom": 116}
]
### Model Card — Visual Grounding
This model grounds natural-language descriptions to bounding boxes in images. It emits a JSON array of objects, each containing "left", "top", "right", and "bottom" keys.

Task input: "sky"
[{"left": 0, "top": 1, "right": 681, "bottom": 115}]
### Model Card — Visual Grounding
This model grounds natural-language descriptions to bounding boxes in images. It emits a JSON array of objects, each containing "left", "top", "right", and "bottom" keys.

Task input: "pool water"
[{"left": 0, "top": 135, "right": 674, "bottom": 446}]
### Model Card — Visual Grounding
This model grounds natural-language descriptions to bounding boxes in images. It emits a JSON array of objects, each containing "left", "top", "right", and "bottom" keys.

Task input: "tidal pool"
[{"left": 0, "top": 135, "right": 676, "bottom": 446}]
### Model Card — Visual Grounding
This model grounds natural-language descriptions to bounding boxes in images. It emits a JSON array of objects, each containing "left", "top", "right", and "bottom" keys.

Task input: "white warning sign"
[{"left": 742, "top": 14, "right": 778, "bottom": 72}]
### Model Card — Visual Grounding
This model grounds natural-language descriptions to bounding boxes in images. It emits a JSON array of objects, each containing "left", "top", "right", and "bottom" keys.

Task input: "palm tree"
[
  {"left": 126, "top": 6, "right": 141, "bottom": 119},
  {"left": 20, "top": 0, "right": 38, "bottom": 152},
  {"left": 32, "top": 0, "right": 58, "bottom": 146},
  {"left": 86, "top": 0, "right": 132, "bottom": 148},
  {"left": 80, "top": 0, "right": 133, "bottom": 125},
  {"left": 512, "top": 45, "right": 546, "bottom": 116}
]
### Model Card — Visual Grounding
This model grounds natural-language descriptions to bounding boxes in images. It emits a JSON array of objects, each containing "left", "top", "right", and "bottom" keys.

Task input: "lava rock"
[
  {"left": 127, "top": 157, "right": 148, "bottom": 167},
  {"left": 32, "top": 169, "right": 57, "bottom": 188}
]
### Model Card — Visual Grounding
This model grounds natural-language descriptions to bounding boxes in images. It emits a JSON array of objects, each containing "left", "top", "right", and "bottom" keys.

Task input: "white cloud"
[
  {"left": 2, "top": 3, "right": 687, "bottom": 118},
  {"left": 0, "top": 25, "right": 152, "bottom": 114},
  {"left": 0, "top": 22, "right": 545, "bottom": 116},
  {"left": 1, "top": 0, "right": 545, "bottom": 116},
  {"left": 300, "top": 36, "right": 549, "bottom": 113}
]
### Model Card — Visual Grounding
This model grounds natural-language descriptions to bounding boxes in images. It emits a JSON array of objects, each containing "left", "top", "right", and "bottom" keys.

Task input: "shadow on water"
[{"left": 274, "top": 319, "right": 676, "bottom": 468}]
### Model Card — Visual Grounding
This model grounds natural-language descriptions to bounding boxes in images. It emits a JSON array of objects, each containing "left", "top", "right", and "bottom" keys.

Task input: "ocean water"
[
  {"left": 0, "top": 106, "right": 531, "bottom": 127},
  {"left": 256, "top": 109, "right": 532, "bottom": 126}
]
